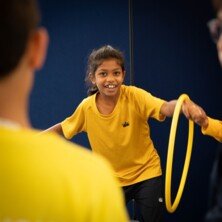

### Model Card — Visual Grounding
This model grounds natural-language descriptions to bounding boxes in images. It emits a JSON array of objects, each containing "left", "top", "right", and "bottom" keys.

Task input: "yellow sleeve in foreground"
[{"left": 201, "top": 117, "right": 222, "bottom": 142}]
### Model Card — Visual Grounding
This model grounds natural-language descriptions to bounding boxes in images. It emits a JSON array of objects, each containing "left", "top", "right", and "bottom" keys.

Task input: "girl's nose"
[{"left": 106, "top": 74, "right": 115, "bottom": 82}]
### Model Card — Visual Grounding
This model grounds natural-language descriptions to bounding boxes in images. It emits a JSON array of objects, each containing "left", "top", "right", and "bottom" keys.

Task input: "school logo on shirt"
[{"left": 122, "top": 121, "right": 129, "bottom": 127}]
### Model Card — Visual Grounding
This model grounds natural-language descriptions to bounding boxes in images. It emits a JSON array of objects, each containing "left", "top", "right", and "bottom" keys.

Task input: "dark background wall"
[{"left": 31, "top": 0, "right": 222, "bottom": 221}]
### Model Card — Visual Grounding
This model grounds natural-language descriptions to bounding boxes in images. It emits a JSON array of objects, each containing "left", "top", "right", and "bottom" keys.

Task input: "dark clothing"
[
  {"left": 123, "top": 176, "right": 164, "bottom": 222},
  {"left": 205, "top": 143, "right": 222, "bottom": 222}
]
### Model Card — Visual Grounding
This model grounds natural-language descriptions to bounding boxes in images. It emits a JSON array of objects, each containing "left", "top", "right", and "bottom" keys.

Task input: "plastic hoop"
[{"left": 165, "top": 94, "right": 194, "bottom": 213}]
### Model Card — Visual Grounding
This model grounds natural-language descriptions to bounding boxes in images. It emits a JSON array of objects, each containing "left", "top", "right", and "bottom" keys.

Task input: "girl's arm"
[
  {"left": 41, "top": 123, "right": 64, "bottom": 136},
  {"left": 160, "top": 100, "right": 177, "bottom": 117},
  {"left": 160, "top": 99, "right": 208, "bottom": 127}
]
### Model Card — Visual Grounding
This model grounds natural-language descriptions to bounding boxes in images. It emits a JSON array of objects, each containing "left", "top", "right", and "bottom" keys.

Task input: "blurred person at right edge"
[{"left": 201, "top": 0, "right": 222, "bottom": 221}]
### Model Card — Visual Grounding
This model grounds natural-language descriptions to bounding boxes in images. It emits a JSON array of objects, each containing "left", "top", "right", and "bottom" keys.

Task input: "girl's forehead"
[{"left": 98, "top": 59, "right": 122, "bottom": 69}]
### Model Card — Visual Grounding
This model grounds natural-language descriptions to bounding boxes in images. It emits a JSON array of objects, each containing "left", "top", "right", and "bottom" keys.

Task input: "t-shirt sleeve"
[
  {"left": 61, "top": 101, "right": 86, "bottom": 139},
  {"left": 201, "top": 117, "right": 222, "bottom": 143},
  {"left": 132, "top": 87, "right": 166, "bottom": 121}
]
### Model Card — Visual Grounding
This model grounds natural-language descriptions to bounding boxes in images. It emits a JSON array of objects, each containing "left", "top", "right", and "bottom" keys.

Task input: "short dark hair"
[
  {"left": 212, "top": 0, "right": 222, "bottom": 12},
  {"left": 0, "top": 0, "right": 40, "bottom": 79},
  {"left": 85, "top": 45, "right": 125, "bottom": 96}
]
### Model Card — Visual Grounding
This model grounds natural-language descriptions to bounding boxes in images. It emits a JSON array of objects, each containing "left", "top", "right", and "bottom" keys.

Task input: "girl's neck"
[
  {"left": 97, "top": 93, "right": 119, "bottom": 105},
  {"left": 96, "top": 92, "right": 120, "bottom": 115}
]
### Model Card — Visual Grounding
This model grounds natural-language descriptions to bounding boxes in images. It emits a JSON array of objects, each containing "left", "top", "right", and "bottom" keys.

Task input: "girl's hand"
[{"left": 182, "top": 99, "right": 209, "bottom": 128}]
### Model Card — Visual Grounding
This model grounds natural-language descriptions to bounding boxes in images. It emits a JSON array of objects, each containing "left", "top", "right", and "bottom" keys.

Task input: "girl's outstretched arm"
[
  {"left": 160, "top": 99, "right": 208, "bottom": 127},
  {"left": 40, "top": 123, "right": 64, "bottom": 136},
  {"left": 160, "top": 100, "right": 177, "bottom": 117}
]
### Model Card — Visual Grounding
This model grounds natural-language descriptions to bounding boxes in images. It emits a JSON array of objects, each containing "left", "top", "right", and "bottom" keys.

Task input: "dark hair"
[
  {"left": 85, "top": 45, "right": 125, "bottom": 96},
  {"left": 0, "top": 0, "right": 40, "bottom": 79},
  {"left": 212, "top": 0, "right": 222, "bottom": 12}
]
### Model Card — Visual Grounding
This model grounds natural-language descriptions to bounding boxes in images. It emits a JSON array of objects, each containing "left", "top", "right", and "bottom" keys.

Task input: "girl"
[{"left": 45, "top": 45, "right": 207, "bottom": 222}]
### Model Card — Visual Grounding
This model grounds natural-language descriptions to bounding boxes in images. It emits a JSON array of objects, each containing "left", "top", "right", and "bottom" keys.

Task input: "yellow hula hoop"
[{"left": 165, "top": 94, "right": 194, "bottom": 213}]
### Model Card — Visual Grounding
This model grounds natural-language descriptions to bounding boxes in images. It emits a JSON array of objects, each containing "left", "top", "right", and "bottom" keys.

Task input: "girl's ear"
[{"left": 89, "top": 73, "right": 96, "bottom": 84}]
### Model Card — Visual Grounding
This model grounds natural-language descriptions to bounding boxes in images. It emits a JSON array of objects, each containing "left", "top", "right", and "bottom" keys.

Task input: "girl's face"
[{"left": 91, "top": 59, "right": 125, "bottom": 99}]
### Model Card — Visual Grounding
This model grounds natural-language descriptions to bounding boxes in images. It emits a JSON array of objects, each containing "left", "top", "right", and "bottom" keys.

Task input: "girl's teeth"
[{"left": 107, "top": 85, "right": 115, "bottom": 88}]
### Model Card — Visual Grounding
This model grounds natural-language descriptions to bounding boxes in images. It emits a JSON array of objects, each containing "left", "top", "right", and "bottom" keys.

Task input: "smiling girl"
[{"left": 44, "top": 45, "right": 208, "bottom": 222}]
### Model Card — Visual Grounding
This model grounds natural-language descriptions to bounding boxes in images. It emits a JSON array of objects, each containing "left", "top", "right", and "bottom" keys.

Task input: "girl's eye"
[
  {"left": 99, "top": 72, "right": 107, "bottom": 77},
  {"left": 114, "top": 71, "right": 121, "bottom": 76}
]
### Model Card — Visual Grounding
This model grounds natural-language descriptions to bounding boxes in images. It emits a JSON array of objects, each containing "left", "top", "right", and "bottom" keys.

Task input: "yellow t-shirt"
[
  {"left": 0, "top": 126, "right": 128, "bottom": 222},
  {"left": 202, "top": 117, "right": 222, "bottom": 142},
  {"left": 62, "top": 85, "right": 166, "bottom": 186}
]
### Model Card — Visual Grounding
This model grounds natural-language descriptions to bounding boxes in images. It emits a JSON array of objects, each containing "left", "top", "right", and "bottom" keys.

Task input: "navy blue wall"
[
  {"left": 30, "top": 0, "right": 130, "bottom": 146},
  {"left": 133, "top": 0, "right": 222, "bottom": 221},
  {"left": 30, "top": 0, "right": 222, "bottom": 221}
]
